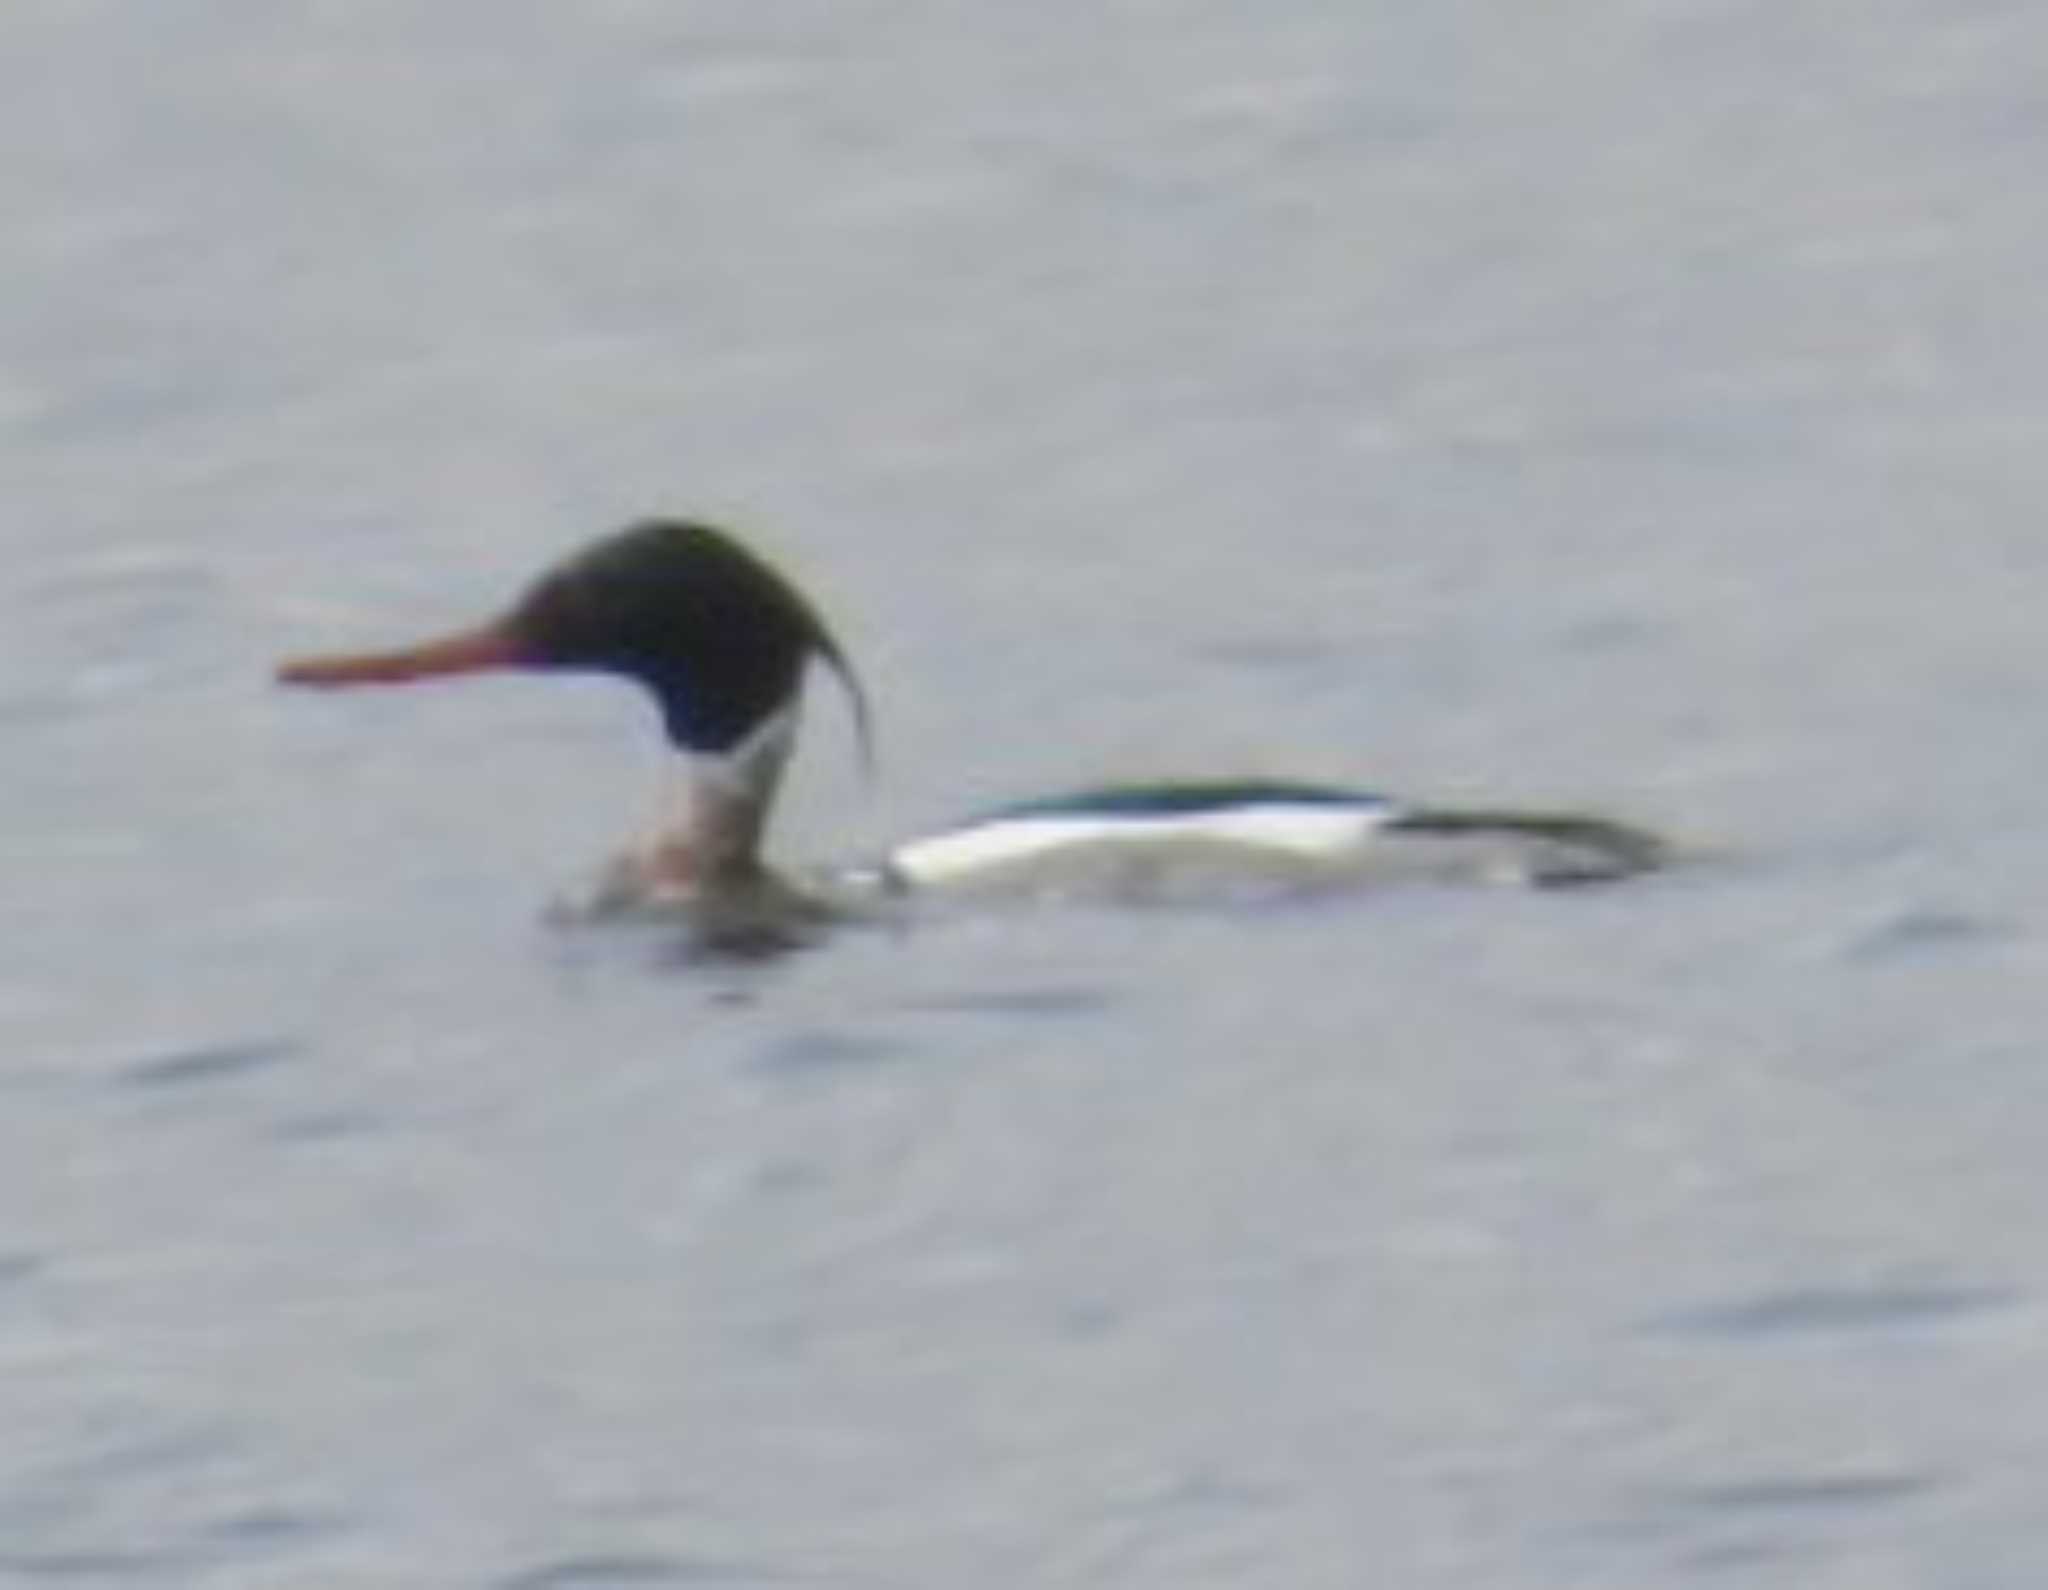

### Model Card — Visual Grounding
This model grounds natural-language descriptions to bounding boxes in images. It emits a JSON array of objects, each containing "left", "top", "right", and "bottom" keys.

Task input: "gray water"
[{"left": 6, "top": 2, "right": 2048, "bottom": 1584}]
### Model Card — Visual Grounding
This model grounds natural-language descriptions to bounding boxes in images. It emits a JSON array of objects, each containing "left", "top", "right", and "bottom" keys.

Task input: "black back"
[{"left": 513, "top": 519, "right": 872, "bottom": 757}]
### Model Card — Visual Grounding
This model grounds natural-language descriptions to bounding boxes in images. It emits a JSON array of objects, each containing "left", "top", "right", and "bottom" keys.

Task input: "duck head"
[{"left": 279, "top": 518, "right": 872, "bottom": 894}]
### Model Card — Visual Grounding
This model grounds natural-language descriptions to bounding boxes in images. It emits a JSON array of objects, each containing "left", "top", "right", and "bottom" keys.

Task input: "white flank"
[{"left": 888, "top": 800, "right": 1395, "bottom": 889}]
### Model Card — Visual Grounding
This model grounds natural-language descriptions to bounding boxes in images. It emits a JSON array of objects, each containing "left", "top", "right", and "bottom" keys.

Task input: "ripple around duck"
[
  {"left": 112, "top": 1037, "right": 300, "bottom": 1090},
  {"left": 1661, "top": 1472, "right": 1938, "bottom": 1515},
  {"left": 901, "top": 983, "right": 1120, "bottom": 1019},
  {"left": 1593, "top": 1469, "right": 1940, "bottom": 1579},
  {"left": 1645, "top": 1282, "right": 2020, "bottom": 1340},
  {"left": 264, "top": 1108, "right": 382, "bottom": 1144},
  {"left": 1844, "top": 907, "right": 2019, "bottom": 963},
  {"left": 203, "top": 1507, "right": 349, "bottom": 1547},
  {"left": 0, "top": 1252, "right": 48, "bottom": 1288},
  {"left": 496, "top": 1555, "right": 799, "bottom": 1588},
  {"left": 0, "top": 1549, "right": 206, "bottom": 1581},
  {"left": 750, "top": 1028, "right": 915, "bottom": 1075}
]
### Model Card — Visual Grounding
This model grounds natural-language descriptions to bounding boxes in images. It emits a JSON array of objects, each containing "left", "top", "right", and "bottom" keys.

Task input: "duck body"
[
  {"left": 278, "top": 519, "right": 1664, "bottom": 950},
  {"left": 881, "top": 779, "right": 1397, "bottom": 901},
  {"left": 880, "top": 779, "right": 1661, "bottom": 900}
]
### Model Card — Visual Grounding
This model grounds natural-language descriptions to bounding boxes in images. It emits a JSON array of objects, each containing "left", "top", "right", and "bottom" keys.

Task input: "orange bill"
[{"left": 276, "top": 620, "right": 527, "bottom": 687}]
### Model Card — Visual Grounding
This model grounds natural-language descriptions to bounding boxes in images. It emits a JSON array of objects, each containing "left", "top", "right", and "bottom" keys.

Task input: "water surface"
[{"left": 5, "top": 2, "right": 2047, "bottom": 1584}]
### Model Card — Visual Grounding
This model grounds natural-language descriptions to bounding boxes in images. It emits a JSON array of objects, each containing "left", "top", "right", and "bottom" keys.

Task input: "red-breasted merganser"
[{"left": 278, "top": 519, "right": 1664, "bottom": 949}]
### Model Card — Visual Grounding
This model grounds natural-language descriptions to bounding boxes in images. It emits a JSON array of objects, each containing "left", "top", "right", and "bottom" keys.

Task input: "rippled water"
[{"left": 6, "top": 2, "right": 2048, "bottom": 1585}]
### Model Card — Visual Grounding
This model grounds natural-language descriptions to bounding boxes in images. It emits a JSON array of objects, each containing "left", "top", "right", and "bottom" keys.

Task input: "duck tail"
[{"left": 1383, "top": 807, "right": 1671, "bottom": 885}]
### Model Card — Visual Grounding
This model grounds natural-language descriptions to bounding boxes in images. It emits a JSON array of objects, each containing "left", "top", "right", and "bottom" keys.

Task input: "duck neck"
[{"left": 644, "top": 704, "right": 797, "bottom": 892}]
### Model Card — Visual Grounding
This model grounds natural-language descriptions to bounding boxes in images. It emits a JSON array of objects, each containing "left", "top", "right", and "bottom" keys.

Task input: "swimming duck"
[{"left": 278, "top": 518, "right": 1663, "bottom": 947}]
